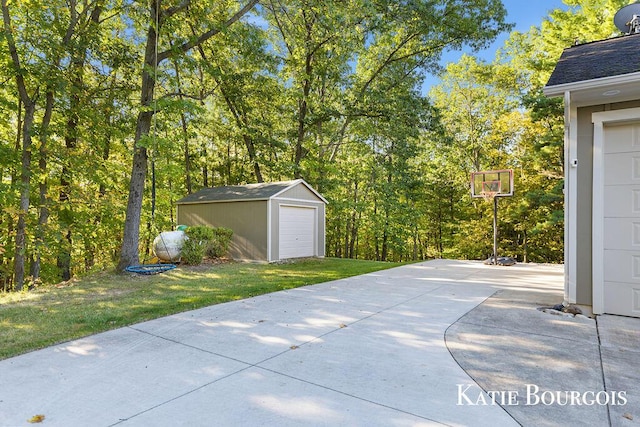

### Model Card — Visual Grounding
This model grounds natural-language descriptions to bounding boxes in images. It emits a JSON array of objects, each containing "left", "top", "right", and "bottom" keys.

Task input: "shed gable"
[{"left": 278, "top": 183, "right": 324, "bottom": 202}]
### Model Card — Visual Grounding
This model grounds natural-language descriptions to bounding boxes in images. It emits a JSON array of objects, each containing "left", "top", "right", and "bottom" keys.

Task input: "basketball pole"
[
  {"left": 470, "top": 169, "right": 513, "bottom": 265},
  {"left": 492, "top": 196, "right": 498, "bottom": 265}
]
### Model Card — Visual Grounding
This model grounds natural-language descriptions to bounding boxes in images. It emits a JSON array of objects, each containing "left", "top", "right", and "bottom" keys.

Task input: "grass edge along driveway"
[{"left": 0, "top": 258, "right": 398, "bottom": 360}]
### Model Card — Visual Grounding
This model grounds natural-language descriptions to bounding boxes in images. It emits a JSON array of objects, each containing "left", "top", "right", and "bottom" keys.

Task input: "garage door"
[
  {"left": 279, "top": 206, "right": 316, "bottom": 259},
  {"left": 601, "top": 122, "right": 640, "bottom": 317}
]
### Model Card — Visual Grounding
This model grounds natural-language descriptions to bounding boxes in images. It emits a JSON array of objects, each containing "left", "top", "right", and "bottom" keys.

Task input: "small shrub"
[
  {"left": 182, "top": 226, "right": 233, "bottom": 264},
  {"left": 206, "top": 227, "right": 233, "bottom": 258},
  {"left": 182, "top": 226, "right": 215, "bottom": 265},
  {"left": 185, "top": 225, "right": 215, "bottom": 242},
  {"left": 181, "top": 241, "right": 205, "bottom": 265}
]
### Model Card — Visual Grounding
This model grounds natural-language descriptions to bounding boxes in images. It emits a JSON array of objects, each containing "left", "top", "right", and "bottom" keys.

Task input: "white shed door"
[
  {"left": 279, "top": 206, "right": 315, "bottom": 259},
  {"left": 602, "top": 122, "right": 640, "bottom": 317}
]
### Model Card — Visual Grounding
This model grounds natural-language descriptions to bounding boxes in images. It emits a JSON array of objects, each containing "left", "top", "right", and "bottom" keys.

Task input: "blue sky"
[
  {"left": 493, "top": 0, "right": 567, "bottom": 46},
  {"left": 423, "top": 0, "right": 568, "bottom": 91},
  {"left": 483, "top": 0, "right": 568, "bottom": 57}
]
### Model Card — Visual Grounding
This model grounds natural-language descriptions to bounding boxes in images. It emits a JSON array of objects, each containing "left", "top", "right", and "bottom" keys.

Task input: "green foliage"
[
  {"left": 182, "top": 226, "right": 233, "bottom": 264},
  {"left": 182, "top": 226, "right": 214, "bottom": 265},
  {"left": 5, "top": 0, "right": 608, "bottom": 289},
  {"left": 180, "top": 242, "right": 205, "bottom": 266},
  {"left": 206, "top": 227, "right": 233, "bottom": 259}
]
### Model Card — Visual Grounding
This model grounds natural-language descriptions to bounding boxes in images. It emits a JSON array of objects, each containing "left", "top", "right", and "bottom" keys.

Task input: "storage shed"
[
  {"left": 176, "top": 179, "right": 327, "bottom": 262},
  {"left": 544, "top": 29, "right": 640, "bottom": 317}
]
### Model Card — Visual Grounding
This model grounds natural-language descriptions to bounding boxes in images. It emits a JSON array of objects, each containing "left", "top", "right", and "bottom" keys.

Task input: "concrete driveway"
[{"left": 1, "top": 259, "right": 636, "bottom": 426}]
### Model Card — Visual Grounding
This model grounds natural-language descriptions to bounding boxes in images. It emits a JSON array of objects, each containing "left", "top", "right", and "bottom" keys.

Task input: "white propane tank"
[{"left": 153, "top": 230, "right": 186, "bottom": 262}]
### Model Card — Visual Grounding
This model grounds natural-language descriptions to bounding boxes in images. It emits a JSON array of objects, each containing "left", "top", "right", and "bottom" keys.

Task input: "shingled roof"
[
  {"left": 546, "top": 33, "right": 640, "bottom": 87},
  {"left": 176, "top": 179, "right": 326, "bottom": 204}
]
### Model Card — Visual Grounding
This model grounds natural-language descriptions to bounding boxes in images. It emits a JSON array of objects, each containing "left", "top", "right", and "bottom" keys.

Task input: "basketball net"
[
  {"left": 481, "top": 191, "right": 498, "bottom": 202},
  {"left": 481, "top": 181, "right": 501, "bottom": 202}
]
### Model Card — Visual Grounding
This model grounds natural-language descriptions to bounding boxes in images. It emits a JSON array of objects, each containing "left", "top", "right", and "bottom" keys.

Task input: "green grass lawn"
[{"left": 0, "top": 258, "right": 397, "bottom": 360}]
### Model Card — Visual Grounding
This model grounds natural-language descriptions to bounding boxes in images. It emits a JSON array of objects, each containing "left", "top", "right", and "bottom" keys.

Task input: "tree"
[
  {"left": 117, "top": 0, "right": 259, "bottom": 271},
  {"left": 1, "top": 0, "right": 108, "bottom": 289}
]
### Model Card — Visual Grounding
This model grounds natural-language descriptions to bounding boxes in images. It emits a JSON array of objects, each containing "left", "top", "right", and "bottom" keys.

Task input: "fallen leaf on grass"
[{"left": 28, "top": 414, "right": 45, "bottom": 423}]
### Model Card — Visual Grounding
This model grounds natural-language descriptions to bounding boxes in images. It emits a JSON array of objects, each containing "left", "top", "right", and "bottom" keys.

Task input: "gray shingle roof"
[
  {"left": 177, "top": 180, "right": 317, "bottom": 204},
  {"left": 546, "top": 33, "right": 640, "bottom": 87}
]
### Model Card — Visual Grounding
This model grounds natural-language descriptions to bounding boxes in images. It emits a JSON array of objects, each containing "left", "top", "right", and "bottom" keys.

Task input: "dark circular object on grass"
[{"left": 125, "top": 264, "right": 177, "bottom": 275}]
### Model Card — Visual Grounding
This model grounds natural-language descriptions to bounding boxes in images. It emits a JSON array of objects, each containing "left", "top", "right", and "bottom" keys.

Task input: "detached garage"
[{"left": 176, "top": 179, "right": 327, "bottom": 262}]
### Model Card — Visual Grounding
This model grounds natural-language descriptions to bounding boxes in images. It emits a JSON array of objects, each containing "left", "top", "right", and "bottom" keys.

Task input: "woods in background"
[{"left": 0, "top": 0, "right": 628, "bottom": 290}]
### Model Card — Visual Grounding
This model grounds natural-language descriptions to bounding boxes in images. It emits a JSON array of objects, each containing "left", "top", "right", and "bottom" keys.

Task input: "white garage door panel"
[
  {"left": 603, "top": 281, "right": 640, "bottom": 317},
  {"left": 603, "top": 185, "right": 640, "bottom": 218},
  {"left": 604, "top": 218, "right": 640, "bottom": 251},
  {"left": 603, "top": 123, "right": 640, "bottom": 153},
  {"left": 279, "top": 206, "right": 315, "bottom": 259},
  {"left": 604, "top": 153, "right": 640, "bottom": 185},
  {"left": 603, "top": 250, "right": 640, "bottom": 283}
]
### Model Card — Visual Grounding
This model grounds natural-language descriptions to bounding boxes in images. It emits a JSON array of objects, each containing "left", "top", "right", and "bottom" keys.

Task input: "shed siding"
[
  {"left": 575, "top": 100, "right": 640, "bottom": 305},
  {"left": 279, "top": 184, "right": 321, "bottom": 202},
  {"left": 177, "top": 200, "right": 268, "bottom": 261}
]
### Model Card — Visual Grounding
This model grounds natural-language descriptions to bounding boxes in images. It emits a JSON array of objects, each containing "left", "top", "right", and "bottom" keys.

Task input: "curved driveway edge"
[
  {"left": 445, "top": 280, "right": 640, "bottom": 427},
  {"left": 1, "top": 259, "right": 564, "bottom": 426}
]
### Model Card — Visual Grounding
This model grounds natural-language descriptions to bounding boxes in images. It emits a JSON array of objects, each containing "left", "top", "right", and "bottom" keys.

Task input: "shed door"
[
  {"left": 278, "top": 206, "right": 316, "bottom": 259},
  {"left": 601, "top": 122, "right": 640, "bottom": 317}
]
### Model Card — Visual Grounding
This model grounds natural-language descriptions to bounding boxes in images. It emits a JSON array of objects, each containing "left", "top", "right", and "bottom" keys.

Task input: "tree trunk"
[
  {"left": 31, "top": 91, "right": 55, "bottom": 281},
  {"left": 293, "top": 39, "right": 313, "bottom": 179},
  {"left": 117, "top": 114, "right": 152, "bottom": 271},
  {"left": 294, "top": 79, "right": 310, "bottom": 179},
  {"left": 5, "top": 97, "right": 22, "bottom": 290},
  {"left": 181, "top": 113, "right": 193, "bottom": 194},
  {"left": 13, "top": 101, "right": 35, "bottom": 291},
  {"left": 58, "top": 5, "right": 101, "bottom": 279},
  {"left": 117, "top": 2, "right": 158, "bottom": 271},
  {"left": 170, "top": 52, "right": 194, "bottom": 194},
  {"left": 202, "top": 144, "right": 209, "bottom": 187},
  {"left": 348, "top": 181, "right": 358, "bottom": 258}
]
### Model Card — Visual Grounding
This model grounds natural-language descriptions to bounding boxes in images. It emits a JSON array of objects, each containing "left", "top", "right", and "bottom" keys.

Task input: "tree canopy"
[{"left": 0, "top": 0, "right": 629, "bottom": 290}]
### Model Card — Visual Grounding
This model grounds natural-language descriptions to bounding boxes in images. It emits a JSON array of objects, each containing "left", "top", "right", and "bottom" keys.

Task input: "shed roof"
[
  {"left": 176, "top": 179, "right": 327, "bottom": 204},
  {"left": 546, "top": 33, "right": 640, "bottom": 87}
]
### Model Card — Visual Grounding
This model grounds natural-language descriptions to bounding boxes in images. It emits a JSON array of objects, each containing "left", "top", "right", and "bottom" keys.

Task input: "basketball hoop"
[
  {"left": 480, "top": 180, "right": 501, "bottom": 202},
  {"left": 481, "top": 191, "right": 498, "bottom": 202}
]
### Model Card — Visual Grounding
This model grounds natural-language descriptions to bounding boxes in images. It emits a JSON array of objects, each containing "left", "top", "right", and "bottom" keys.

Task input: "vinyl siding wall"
[{"left": 177, "top": 200, "right": 268, "bottom": 261}]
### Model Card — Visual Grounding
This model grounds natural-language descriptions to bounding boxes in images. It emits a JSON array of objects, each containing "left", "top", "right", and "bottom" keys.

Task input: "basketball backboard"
[{"left": 470, "top": 169, "right": 514, "bottom": 198}]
